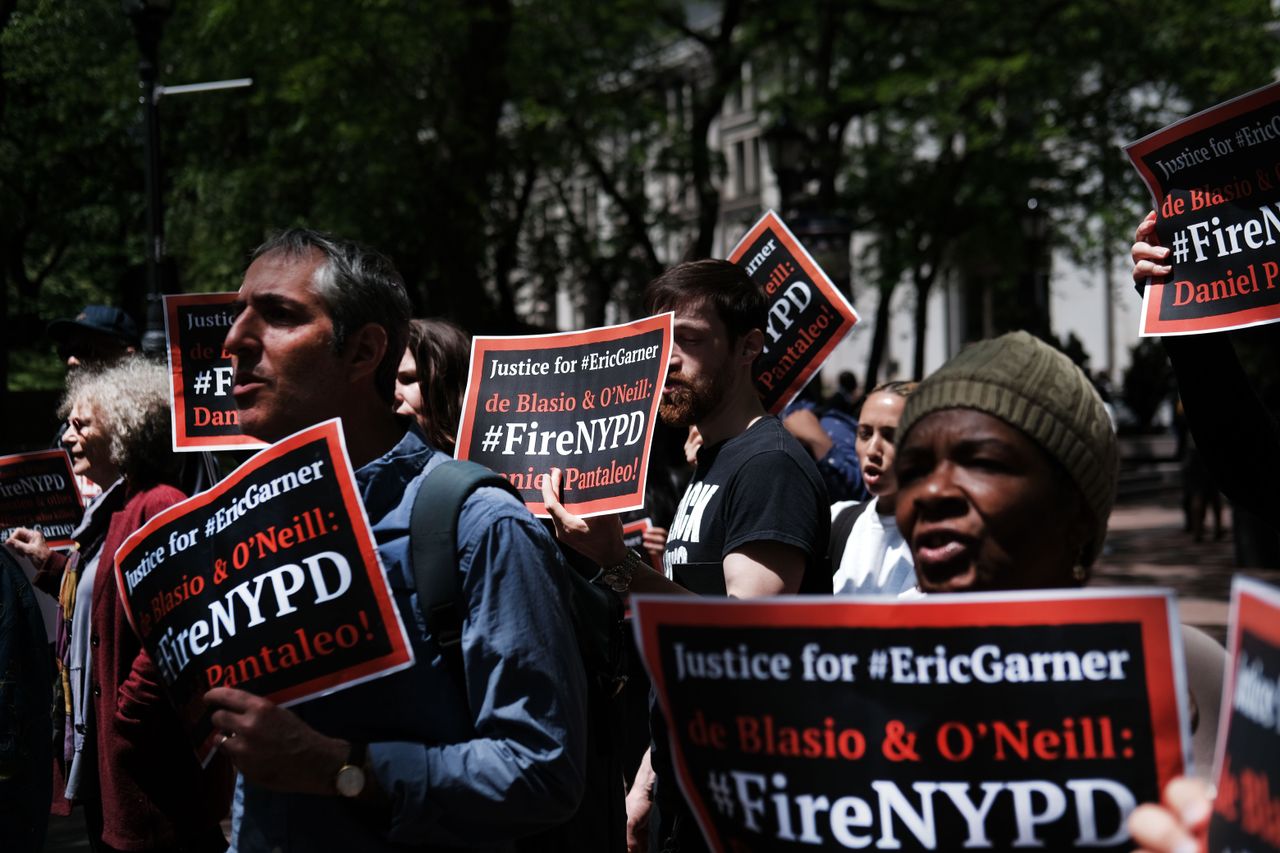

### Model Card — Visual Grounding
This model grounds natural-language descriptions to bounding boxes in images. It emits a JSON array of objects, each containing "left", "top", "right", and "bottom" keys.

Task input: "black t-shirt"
[
  {"left": 650, "top": 416, "right": 831, "bottom": 850},
  {"left": 662, "top": 415, "right": 831, "bottom": 595}
]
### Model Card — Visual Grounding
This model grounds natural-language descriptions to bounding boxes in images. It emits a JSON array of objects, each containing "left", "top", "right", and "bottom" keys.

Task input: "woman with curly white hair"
[{"left": 6, "top": 356, "right": 232, "bottom": 852}]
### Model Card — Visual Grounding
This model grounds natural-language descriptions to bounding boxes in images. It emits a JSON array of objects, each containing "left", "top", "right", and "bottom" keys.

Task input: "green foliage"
[
  {"left": 753, "top": 0, "right": 1280, "bottom": 379},
  {"left": 3, "top": 0, "right": 1280, "bottom": 398}
]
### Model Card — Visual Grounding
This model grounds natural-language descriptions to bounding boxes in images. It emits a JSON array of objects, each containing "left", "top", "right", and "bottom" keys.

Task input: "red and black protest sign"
[
  {"left": 455, "top": 314, "right": 671, "bottom": 517},
  {"left": 1125, "top": 81, "right": 1280, "bottom": 336},
  {"left": 114, "top": 419, "right": 413, "bottom": 764},
  {"left": 0, "top": 450, "right": 83, "bottom": 548},
  {"left": 1208, "top": 577, "right": 1280, "bottom": 851},
  {"left": 727, "top": 211, "right": 859, "bottom": 413},
  {"left": 621, "top": 514, "right": 663, "bottom": 572},
  {"left": 164, "top": 292, "right": 266, "bottom": 451},
  {"left": 633, "top": 590, "right": 1190, "bottom": 852}
]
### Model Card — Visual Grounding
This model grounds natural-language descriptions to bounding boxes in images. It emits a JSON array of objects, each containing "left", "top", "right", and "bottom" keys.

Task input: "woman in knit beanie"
[
  {"left": 892, "top": 330, "right": 1118, "bottom": 593},
  {"left": 893, "top": 330, "right": 1226, "bottom": 786}
]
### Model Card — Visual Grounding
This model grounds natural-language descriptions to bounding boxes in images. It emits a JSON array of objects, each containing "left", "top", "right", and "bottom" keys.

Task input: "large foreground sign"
[
  {"left": 727, "top": 211, "right": 859, "bottom": 413},
  {"left": 634, "top": 590, "right": 1190, "bottom": 852},
  {"left": 1126, "top": 81, "right": 1280, "bottom": 336},
  {"left": 114, "top": 419, "right": 413, "bottom": 763},
  {"left": 455, "top": 314, "right": 671, "bottom": 517},
  {"left": 1209, "top": 577, "right": 1280, "bottom": 852}
]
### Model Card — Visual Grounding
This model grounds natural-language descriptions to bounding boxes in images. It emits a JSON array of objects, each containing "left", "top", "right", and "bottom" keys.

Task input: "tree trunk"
[
  {"left": 428, "top": 0, "right": 513, "bottom": 331},
  {"left": 863, "top": 279, "right": 895, "bottom": 388},
  {"left": 911, "top": 266, "right": 937, "bottom": 380}
]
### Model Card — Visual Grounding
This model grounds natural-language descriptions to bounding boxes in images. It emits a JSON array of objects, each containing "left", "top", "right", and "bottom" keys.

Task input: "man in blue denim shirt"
[{"left": 205, "top": 229, "right": 587, "bottom": 851}]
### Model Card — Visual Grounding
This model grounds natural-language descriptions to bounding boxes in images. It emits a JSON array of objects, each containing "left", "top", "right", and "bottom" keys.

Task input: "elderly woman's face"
[
  {"left": 894, "top": 409, "right": 1089, "bottom": 593},
  {"left": 62, "top": 400, "right": 118, "bottom": 487}
]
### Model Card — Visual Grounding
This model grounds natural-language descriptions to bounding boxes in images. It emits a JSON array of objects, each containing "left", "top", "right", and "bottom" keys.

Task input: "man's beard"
[{"left": 659, "top": 372, "right": 723, "bottom": 427}]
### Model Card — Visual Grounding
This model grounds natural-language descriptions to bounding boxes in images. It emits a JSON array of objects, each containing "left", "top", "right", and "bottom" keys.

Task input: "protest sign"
[
  {"left": 1125, "top": 81, "right": 1280, "bottom": 336},
  {"left": 633, "top": 590, "right": 1190, "bottom": 852},
  {"left": 1208, "top": 577, "right": 1280, "bottom": 851},
  {"left": 164, "top": 292, "right": 266, "bottom": 451},
  {"left": 113, "top": 419, "right": 413, "bottom": 763},
  {"left": 622, "top": 514, "right": 663, "bottom": 572},
  {"left": 727, "top": 211, "right": 859, "bottom": 413},
  {"left": 455, "top": 313, "right": 671, "bottom": 517},
  {"left": 0, "top": 449, "right": 83, "bottom": 548}
]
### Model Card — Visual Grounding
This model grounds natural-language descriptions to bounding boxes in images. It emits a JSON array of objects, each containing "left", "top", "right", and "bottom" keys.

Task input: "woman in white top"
[{"left": 829, "top": 380, "right": 918, "bottom": 595}]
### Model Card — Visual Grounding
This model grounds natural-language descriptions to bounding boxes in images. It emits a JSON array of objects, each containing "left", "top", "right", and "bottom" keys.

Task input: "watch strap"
[{"left": 601, "top": 549, "right": 645, "bottom": 593}]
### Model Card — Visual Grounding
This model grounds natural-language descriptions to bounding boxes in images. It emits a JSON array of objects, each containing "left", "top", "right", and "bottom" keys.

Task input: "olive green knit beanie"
[{"left": 897, "top": 331, "right": 1119, "bottom": 564}]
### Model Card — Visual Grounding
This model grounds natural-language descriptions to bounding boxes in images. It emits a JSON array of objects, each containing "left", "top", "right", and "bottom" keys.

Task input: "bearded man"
[{"left": 543, "top": 258, "right": 831, "bottom": 852}]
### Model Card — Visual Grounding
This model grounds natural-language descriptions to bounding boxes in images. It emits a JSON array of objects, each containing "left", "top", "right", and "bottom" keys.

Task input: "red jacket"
[{"left": 36, "top": 480, "right": 233, "bottom": 851}]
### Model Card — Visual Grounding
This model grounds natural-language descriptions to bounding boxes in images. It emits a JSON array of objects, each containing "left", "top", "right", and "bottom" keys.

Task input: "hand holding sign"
[
  {"left": 4, "top": 526, "right": 51, "bottom": 568},
  {"left": 1133, "top": 211, "right": 1174, "bottom": 285},
  {"left": 206, "top": 686, "right": 351, "bottom": 795},
  {"left": 1125, "top": 81, "right": 1280, "bottom": 336},
  {"left": 456, "top": 314, "right": 672, "bottom": 516},
  {"left": 113, "top": 419, "right": 413, "bottom": 764},
  {"left": 541, "top": 466, "right": 627, "bottom": 567},
  {"left": 1128, "top": 776, "right": 1212, "bottom": 853}
]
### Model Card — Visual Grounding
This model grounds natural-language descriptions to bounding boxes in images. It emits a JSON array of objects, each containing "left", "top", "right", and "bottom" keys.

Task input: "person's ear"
[
  {"left": 342, "top": 322, "right": 388, "bottom": 385},
  {"left": 1065, "top": 499, "right": 1097, "bottom": 583},
  {"left": 739, "top": 328, "right": 764, "bottom": 365}
]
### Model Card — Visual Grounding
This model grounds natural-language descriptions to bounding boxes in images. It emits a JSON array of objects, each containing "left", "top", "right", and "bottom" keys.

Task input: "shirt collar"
[{"left": 353, "top": 426, "right": 438, "bottom": 519}]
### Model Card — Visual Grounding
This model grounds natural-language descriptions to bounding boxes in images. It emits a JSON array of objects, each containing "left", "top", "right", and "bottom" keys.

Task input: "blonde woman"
[{"left": 828, "top": 381, "right": 918, "bottom": 596}]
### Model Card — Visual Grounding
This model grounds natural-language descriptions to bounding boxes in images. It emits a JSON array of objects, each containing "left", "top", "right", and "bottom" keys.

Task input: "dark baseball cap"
[{"left": 47, "top": 305, "right": 141, "bottom": 348}]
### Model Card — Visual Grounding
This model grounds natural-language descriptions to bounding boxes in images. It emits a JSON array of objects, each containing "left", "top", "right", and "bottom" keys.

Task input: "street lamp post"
[
  {"left": 123, "top": 0, "right": 174, "bottom": 357},
  {"left": 1021, "top": 198, "right": 1050, "bottom": 339},
  {"left": 764, "top": 117, "right": 853, "bottom": 297},
  {"left": 763, "top": 115, "right": 807, "bottom": 220}
]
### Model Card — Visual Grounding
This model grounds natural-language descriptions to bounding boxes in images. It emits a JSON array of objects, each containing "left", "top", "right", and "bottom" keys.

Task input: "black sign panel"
[
  {"left": 634, "top": 593, "right": 1190, "bottom": 852},
  {"left": 1126, "top": 81, "right": 1280, "bottom": 335},
  {"left": 114, "top": 419, "right": 412, "bottom": 763}
]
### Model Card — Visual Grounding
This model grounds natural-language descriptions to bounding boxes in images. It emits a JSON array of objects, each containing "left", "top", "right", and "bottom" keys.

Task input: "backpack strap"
[
  {"left": 409, "top": 459, "right": 522, "bottom": 675},
  {"left": 828, "top": 500, "right": 873, "bottom": 575}
]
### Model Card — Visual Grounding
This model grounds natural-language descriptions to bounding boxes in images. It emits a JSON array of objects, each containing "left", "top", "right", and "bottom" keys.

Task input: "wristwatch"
[
  {"left": 334, "top": 741, "right": 368, "bottom": 798},
  {"left": 601, "top": 549, "right": 646, "bottom": 594}
]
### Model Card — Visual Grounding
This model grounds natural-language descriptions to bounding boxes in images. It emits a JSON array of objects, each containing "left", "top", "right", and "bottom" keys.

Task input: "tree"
[{"left": 754, "top": 0, "right": 1280, "bottom": 382}]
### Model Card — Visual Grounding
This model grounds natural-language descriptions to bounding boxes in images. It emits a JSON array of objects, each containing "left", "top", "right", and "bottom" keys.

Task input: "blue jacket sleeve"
[
  {"left": 370, "top": 506, "right": 588, "bottom": 845},
  {"left": 817, "top": 409, "right": 868, "bottom": 503}
]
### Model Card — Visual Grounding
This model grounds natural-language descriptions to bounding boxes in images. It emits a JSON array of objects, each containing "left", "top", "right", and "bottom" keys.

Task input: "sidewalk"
[{"left": 1093, "top": 491, "right": 1280, "bottom": 644}]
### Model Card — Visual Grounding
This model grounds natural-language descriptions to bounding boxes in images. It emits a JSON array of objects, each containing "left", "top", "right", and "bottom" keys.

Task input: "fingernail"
[
  {"left": 1181, "top": 797, "right": 1211, "bottom": 826},
  {"left": 1157, "top": 266, "right": 1172, "bottom": 274},
  {"left": 1158, "top": 247, "right": 1170, "bottom": 257}
]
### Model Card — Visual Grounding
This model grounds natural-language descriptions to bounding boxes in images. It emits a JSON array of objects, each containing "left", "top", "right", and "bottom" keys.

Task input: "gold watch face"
[{"left": 335, "top": 763, "right": 366, "bottom": 798}]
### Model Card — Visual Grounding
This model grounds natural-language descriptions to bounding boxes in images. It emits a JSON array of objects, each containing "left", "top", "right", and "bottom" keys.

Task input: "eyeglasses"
[{"left": 66, "top": 416, "right": 92, "bottom": 435}]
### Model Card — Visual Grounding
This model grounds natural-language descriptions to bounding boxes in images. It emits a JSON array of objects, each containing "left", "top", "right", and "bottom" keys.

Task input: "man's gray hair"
[{"left": 252, "top": 228, "right": 412, "bottom": 405}]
